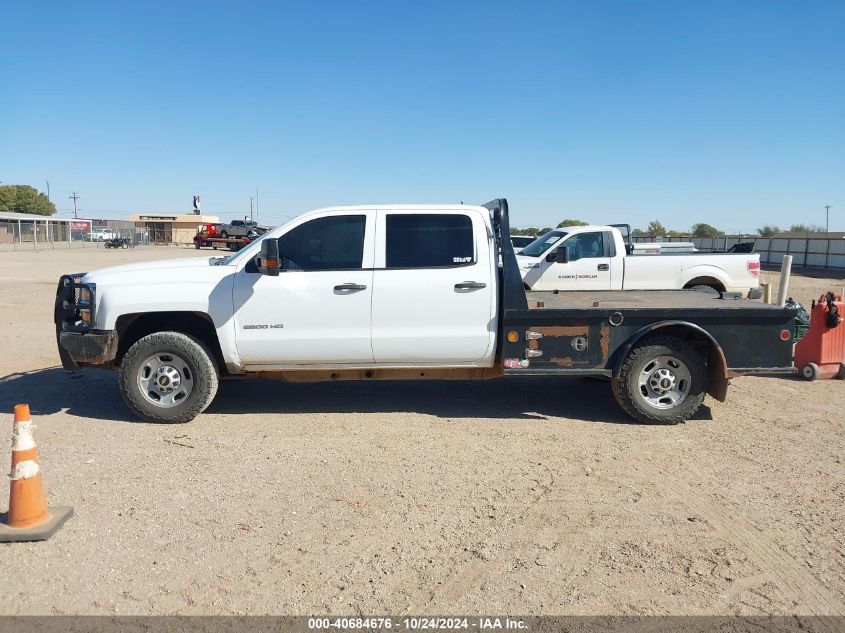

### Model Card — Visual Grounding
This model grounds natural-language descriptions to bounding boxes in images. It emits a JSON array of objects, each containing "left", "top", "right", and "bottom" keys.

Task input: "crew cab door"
[
  {"left": 232, "top": 212, "right": 375, "bottom": 365},
  {"left": 370, "top": 210, "right": 496, "bottom": 363},
  {"left": 538, "top": 230, "right": 614, "bottom": 290}
]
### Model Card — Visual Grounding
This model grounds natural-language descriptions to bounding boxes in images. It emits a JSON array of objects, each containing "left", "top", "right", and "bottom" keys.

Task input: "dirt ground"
[{"left": 0, "top": 246, "right": 843, "bottom": 616}]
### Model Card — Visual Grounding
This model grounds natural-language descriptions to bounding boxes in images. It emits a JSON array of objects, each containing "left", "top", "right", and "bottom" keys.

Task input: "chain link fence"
[
  {"left": 631, "top": 235, "right": 845, "bottom": 272},
  {"left": 0, "top": 218, "right": 150, "bottom": 252}
]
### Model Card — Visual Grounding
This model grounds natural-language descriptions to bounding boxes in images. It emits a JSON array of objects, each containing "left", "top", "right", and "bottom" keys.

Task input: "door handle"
[
  {"left": 597, "top": 264, "right": 609, "bottom": 271},
  {"left": 334, "top": 283, "right": 367, "bottom": 292},
  {"left": 454, "top": 281, "right": 487, "bottom": 290}
]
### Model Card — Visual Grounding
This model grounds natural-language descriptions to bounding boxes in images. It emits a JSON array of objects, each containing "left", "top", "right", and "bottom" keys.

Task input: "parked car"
[
  {"left": 516, "top": 224, "right": 761, "bottom": 295},
  {"left": 510, "top": 235, "right": 535, "bottom": 253},
  {"left": 90, "top": 228, "right": 119, "bottom": 241},
  {"left": 55, "top": 198, "right": 796, "bottom": 426}
]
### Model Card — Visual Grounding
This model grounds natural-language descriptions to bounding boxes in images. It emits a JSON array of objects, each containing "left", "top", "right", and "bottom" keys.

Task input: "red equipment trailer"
[{"left": 795, "top": 292, "right": 845, "bottom": 380}]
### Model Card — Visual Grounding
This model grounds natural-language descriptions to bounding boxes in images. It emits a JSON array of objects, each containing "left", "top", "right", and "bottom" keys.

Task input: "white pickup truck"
[
  {"left": 55, "top": 199, "right": 796, "bottom": 426},
  {"left": 516, "top": 224, "right": 761, "bottom": 295}
]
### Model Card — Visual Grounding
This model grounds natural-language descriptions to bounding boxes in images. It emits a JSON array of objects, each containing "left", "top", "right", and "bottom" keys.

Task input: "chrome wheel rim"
[
  {"left": 637, "top": 355, "right": 691, "bottom": 409},
  {"left": 137, "top": 352, "right": 194, "bottom": 408}
]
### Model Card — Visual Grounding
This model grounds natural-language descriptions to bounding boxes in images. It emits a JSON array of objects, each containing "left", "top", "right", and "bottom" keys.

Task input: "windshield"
[{"left": 520, "top": 230, "right": 568, "bottom": 257}]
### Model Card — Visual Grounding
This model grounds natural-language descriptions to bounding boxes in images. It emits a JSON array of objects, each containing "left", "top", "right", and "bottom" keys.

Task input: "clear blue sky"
[{"left": 2, "top": 1, "right": 843, "bottom": 231}]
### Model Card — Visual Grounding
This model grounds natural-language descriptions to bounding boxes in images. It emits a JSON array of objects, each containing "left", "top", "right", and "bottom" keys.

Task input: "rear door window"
[{"left": 386, "top": 214, "right": 474, "bottom": 268}]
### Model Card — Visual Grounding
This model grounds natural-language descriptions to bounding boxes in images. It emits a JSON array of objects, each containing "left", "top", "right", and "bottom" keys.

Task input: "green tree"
[
  {"left": 790, "top": 223, "right": 825, "bottom": 233},
  {"left": 557, "top": 219, "right": 588, "bottom": 228},
  {"left": 667, "top": 230, "right": 689, "bottom": 237},
  {"left": 690, "top": 223, "right": 723, "bottom": 238},
  {"left": 632, "top": 228, "right": 646, "bottom": 237},
  {"left": 511, "top": 227, "right": 543, "bottom": 236},
  {"left": 0, "top": 185, "right": 56, "bottom": 216},
  {"left": 647, "top": 220, "right": 668, "bottom": 237},
  {"left": 757, "top": 225, "right": 779, "bottom": 237}
]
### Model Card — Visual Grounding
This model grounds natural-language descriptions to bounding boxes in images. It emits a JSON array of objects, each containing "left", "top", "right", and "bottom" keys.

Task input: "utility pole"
[
  {"left": 249, "top": 196, "right": 254, "bottom": 222},
  {"left": 69, "top": 192, "right": 80, "bottom": 219},
  {"left": 825, "top": 205, "right": 831, "bottom": 234},
  {"left": 255, "top": 187, "right": 259, "bottom": 224},
  {"left": 46, "top": 180, "right": 50, "bottom": 203}
]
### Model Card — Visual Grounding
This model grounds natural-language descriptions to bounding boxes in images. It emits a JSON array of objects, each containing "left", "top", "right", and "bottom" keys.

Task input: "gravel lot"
[{"left": 0, "top": 246, "right": 843, "bottom": 616}]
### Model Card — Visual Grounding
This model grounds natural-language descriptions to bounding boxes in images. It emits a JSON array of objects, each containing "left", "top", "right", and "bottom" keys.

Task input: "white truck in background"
[{"left": 516, "top": 224, "right": 761, "bottom": 295}]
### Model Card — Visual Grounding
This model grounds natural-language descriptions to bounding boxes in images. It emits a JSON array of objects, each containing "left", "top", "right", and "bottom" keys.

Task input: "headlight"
[{"left": 79, "top": 285, "right": 93, "bottom": 325}]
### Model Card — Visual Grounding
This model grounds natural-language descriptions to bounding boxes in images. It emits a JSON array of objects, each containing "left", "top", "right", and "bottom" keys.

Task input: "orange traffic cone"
[{"left": 0, "top": 404, "right": 73, "bottom": 542}]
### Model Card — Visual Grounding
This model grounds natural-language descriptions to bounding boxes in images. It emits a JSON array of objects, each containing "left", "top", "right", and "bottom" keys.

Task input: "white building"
[{"left": 0, "top": 212, "right": 91, "bottom": 245}]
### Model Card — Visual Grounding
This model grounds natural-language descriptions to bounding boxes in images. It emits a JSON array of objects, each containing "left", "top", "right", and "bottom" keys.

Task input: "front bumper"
[
  {"left": 58, "top": 331, "right": 117, "bottom": 370},
  {"left": 54, "top": 273, "right": 116, "bottom": 370}
]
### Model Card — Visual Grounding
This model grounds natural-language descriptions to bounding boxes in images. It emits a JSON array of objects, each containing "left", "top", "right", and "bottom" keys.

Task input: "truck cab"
[
  {"left": 517, "top": 226, "right": 622, "bottom": 291},
  {"left": 230, "top": 206, "right": 497, "bottom": 366}
]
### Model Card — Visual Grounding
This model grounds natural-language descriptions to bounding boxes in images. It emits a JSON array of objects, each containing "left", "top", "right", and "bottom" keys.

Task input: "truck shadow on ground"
[{"left": 0, "top": 367, "right": 713, "bottom": 425}]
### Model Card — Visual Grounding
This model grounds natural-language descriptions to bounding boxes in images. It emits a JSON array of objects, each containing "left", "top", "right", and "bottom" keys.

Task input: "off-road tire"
[
  {"left": 687, "top": 285, "right": 720, "bottom": 296},
  {"left": 611, "top": 335, "right": 707, "bottom": 424},
  {"left": 119, "top": 332, "right": 218, "bottom": 423}
]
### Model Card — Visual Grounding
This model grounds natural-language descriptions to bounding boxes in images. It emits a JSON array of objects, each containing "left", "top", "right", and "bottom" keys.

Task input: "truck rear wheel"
[
  {"left": 612, "top": 335, "right": 706, "bottom": 424},
  {"left": 118, "top": 332, "right": 218, "bottom": 423}
]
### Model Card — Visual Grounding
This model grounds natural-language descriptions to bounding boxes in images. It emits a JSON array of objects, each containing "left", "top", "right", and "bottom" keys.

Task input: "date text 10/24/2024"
[{"left": 308, "top": 617, "right": 528, "bottom": 630}]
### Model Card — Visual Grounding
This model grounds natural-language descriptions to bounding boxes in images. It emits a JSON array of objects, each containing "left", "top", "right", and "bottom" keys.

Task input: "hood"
[
  {"left": 515, "top": 254, "right": 541, "bottom": 271},
  {"left": 83, "top": 256, "right": 224, "bottom": 282}
]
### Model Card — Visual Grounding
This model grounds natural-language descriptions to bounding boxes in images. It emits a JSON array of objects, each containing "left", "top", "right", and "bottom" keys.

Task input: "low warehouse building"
[{"left": 129, "top": 213, "right": 220, "bottom": 244}]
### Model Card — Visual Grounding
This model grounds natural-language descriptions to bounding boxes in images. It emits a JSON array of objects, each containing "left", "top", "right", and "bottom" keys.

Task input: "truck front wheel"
[
  {"left": 612, "top": 335, "right": 706, "bottom": 424},
  {"left": 118, "top": 332, "right": 219, "bottom": 423}
]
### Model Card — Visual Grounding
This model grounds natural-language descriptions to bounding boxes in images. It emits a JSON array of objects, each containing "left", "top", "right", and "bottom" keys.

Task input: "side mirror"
[
  {"left": 256, "top": 239, "right": 280, "bottom": 276},
  {"left": 546, "top": 245, "right": 570, "bottom": 263}
]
